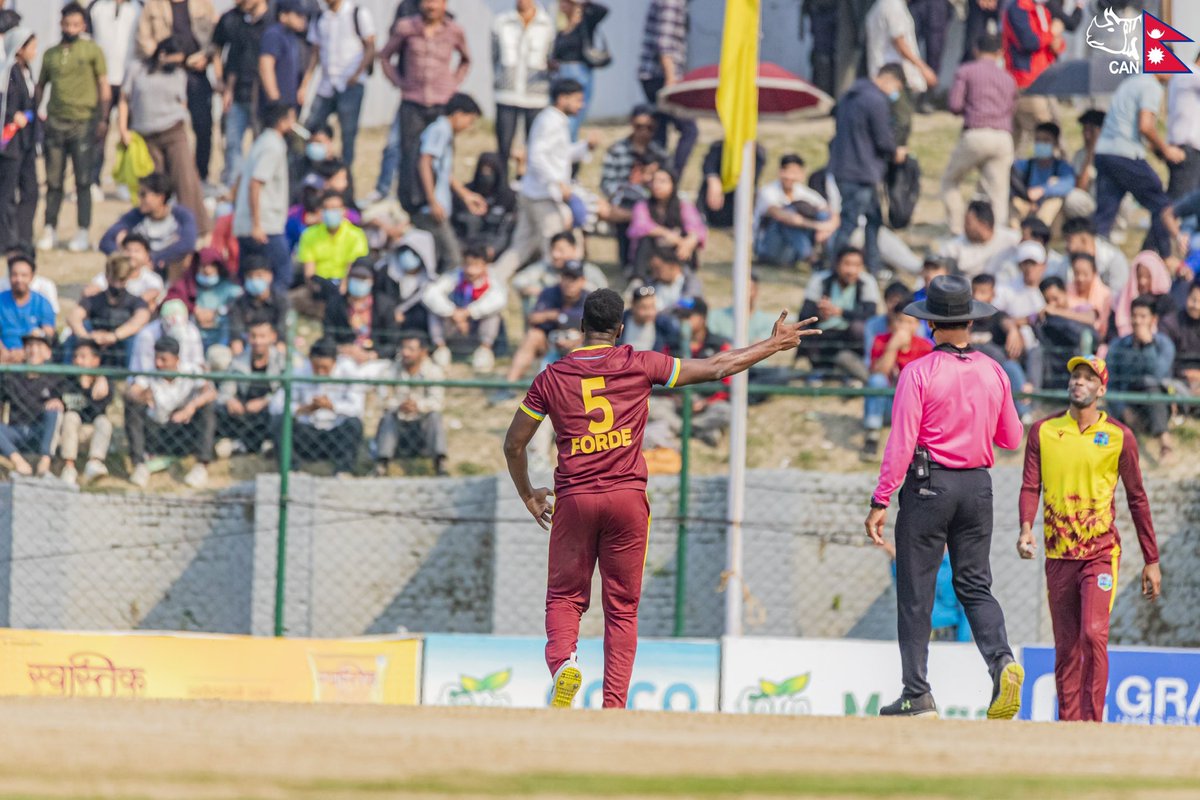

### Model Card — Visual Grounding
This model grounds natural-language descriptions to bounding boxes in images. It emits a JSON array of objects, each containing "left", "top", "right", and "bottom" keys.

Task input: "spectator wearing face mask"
[
  {"left": 452, "top": 152, "right": 518, "bottom": 259},
  {"left": 65, "top": 254, "right": 153, "bottom": 365},
  {"left": 324, "top": 259, "right": 402, "bottom": 364},
  {"left": 129, "top": 297, "right": 206, "bottom": 372},
  {"left": 293, "top": 190, "right": 369, "bottom": 317},
  {"left": 165, "top": 248, "right": 244, "bottom": 350},
  {"left": 374, "top": 230, "right": 436, "bottom": 337},
  {"left": 233, "top": 101, "right": 295, "bottom": 295},
  {"left": 228, "top": 255, "right": 289, "bottom": 355},
  {"left": 422, "top": 243, "right": 507, "bottom": 372},
  {"left": 1011, "top": 122, "right": 1076, "bottom": 228}
]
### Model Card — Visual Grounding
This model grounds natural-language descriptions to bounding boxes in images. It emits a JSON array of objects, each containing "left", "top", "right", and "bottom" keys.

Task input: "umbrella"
[
  {"left": 1024, "top": 58, "right": 1126, "bottom": 98},
  {"left": 655, "top": 62, "right": 834, "bottom": 120}
]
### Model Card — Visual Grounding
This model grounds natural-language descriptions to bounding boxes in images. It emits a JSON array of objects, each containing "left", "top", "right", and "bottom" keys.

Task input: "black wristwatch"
[{"left": 870, "top": 500, "right": 888, "bottom": 510}]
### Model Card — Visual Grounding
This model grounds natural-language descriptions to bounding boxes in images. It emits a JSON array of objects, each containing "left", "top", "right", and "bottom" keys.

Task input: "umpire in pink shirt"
[{"left": 864, "top": 274, "right": 1026, "bottom": 720}]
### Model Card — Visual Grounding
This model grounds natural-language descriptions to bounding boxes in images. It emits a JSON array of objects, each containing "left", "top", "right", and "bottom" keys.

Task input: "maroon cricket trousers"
[
  {"left": 544, "top": 488, "right": 650, "bottom": 709},
  {"left": 1046, "top": 551, "right": 1120, "bottom": 722}
]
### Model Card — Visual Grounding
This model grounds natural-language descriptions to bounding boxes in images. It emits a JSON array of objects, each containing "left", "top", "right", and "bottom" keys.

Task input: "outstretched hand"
[{"left": 770, "top": 312, "right": 822, "bottom": 353}]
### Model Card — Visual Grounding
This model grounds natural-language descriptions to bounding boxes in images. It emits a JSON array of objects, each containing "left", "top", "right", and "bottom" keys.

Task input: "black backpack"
[{"left": 885, "top": 156, "right": 920, "bottom": 230}]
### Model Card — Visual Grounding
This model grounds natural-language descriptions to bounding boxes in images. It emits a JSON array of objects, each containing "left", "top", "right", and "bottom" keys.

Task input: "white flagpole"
[{"left": 724, "top": 139, "right": 755, "bottom": 638}]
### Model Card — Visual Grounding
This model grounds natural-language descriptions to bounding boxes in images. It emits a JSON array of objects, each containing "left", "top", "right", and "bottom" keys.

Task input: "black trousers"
[
  {"left": 962, "top": 0, "right": 1000, "bottom": 62},
  {"left": 398, "top": 100, "right": 444, "bottom": 213},
  {"left": 495, "top": 104, "right": 539, "bottom": 176},
  {"left": 1168, "top": 145, "right": 1200, "bottom": 200},
  {"left": 217, "top": 407, "right": 274, "bottom": 453},
  {"left": 641, "top": 76, "right": 698, "bottom": 175},
  {"left": 0, "top": 145, "right": 38, "bottom": 252},
  {"left": 187, "top": 71, "right": 213, "bottom": 182},
  {"left": 125, "top": 400, "right": 217, "bottom": 465},
  {"left": 894, "top": 467, "right": 1012, "bottom": 698}
]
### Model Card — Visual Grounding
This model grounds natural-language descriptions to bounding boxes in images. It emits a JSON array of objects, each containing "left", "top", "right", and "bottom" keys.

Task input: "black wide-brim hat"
[{"left": 904, "top": 274, "right": 997, "bottom": 323}]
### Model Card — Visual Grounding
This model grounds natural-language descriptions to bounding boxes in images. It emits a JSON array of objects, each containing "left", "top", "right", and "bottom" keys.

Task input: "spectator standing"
[
  {"left": 413, "top": 93, "right": 485, "bottom": 274},
  {"left": 937, "top": 200, "right": 1019, "bottom": 278},
  {"left": 1002, "top": 0, "right": 1063, "bottom": 153},
  {"left": 99, "top": 173, "right": 198, "bottom": 281},
  {"left": 376, "top": 333, "right": 447, "bottom": 475},
  {"left": 1093, "top": 74, "right": 1184, "bottom": 259},
  {"left": 828, "top": 65, "right": 905, "bottom": 275},
  {"left": 58, "top": 340, "right": 113, "bottom": 484},
  {"left": 753, "top": 154, "right": 835, "bottom": 268},
  {"left": 228, "top": 255, "right": 288, "bottom": 355},
  {"left": 862, "top": 303, "right": 932, "bottom": 458},
  {"left": 491, "top": 79, "right": 596, "bottom": 283},
  {"left": 423, "top": 244, "right": 507, "bottom": 371},
  {"left": 492, "top": 0, "right": 555, "bottom": 169},
  {"left": 217, "top": 317, "right": 283, "bottom": 456},
  {"left": 65, "top": 254, "right": 152, "bottom": 365},
  {"left": 799, "top": 246, "right": 880, "bottom": 380},
  {"left": 941, "top": 33, "right": 1017, "bottom": 237},
  {"left": 0, "top": 254, "right": 55, "bottom": 362},
  {"left": 87, "top": 0, "right": 142, "bottom": 196},
  {"left": 551, "top": 0, "right": 607, "bottom": 140},
  {"left": 0, "top": 28, "right": 38, "bottom": 254},
  {"left": 908, "top": 0, "right": 950, "bottom": 112},
  {"left": 1107, "top": 296, "right": 1176, "bottom": 461},
  {"left": 257, "top": 0, "right": 307, "bottom": 112},
  {"left": 866, "top": 0, "right": 937, "bottom": 142},
  {"left": 1010, "top": 122, "right": 1076, "bottom": 228},
  {"left": 962, "top": 0, "right": 1000, "bottom": 62},
  {"left": 136, "top": 0, "right": 219, "bottom": 187},
  {"left": 302, "top": 0, "right": 376, "bottom": 177},
  {"left": 801, "top": 0, "right": 837, "bottom": 98},
  {"left": 1167, "top": 57, "right": 1200, "bottom": 199},
  {"left": 626, "top": 167, "right": 706, "bottom": 280},
  {"left": 283, "top": 338, "right": 365, "bottom": 476},
  {"left": 124, "top": 335, "right": 217, "bottom": 488},
  {"left": 36, "top": 4, "right": 110, "bottom": 254},
  {"left": 118, "top": 38, "right": 212, "bottom": 235},
  {"left": 376, "top": 0, "right": 469, "bottom": 205},
  {"left": 234, "top": 102, "right": 295, "bottom": 294},
  {"left": 637, "top": 0, "right": 695, "bottom": 173},
  {"left": 213, "top": 0, "right": 269, "bottom": 190},
  {"left": 0, "top": 331, "right": 62, "bottom": 476}
]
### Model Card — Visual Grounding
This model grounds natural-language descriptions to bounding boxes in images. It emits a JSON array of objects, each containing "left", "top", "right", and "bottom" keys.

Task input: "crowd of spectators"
[{"left": 1, "top": 0, "right": 1199, "bottom": 486}]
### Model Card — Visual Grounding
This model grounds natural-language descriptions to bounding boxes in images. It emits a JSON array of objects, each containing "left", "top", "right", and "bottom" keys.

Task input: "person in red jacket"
[{"left": 1003, "top": 0, "right": 1065, "bottom": 153}]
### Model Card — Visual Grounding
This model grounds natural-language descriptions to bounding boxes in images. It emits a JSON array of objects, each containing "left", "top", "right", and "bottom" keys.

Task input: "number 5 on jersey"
[{"left": 573, "top": 377, "right": 632, "bottom": 455}]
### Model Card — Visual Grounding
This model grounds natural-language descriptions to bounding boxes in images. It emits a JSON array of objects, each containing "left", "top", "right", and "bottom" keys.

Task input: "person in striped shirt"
[{"left": 1018, "top": 355, "right": 1162, "bottom": 722}]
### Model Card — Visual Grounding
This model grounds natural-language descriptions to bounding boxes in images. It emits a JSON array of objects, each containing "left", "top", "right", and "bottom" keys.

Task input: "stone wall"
[{"left": 1, "top": 468, "right": 1196, "bottom": 645}]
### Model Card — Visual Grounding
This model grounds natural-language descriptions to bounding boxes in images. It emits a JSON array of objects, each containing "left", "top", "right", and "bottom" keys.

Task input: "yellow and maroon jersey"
[
  {"left": 1019, "top": 411, "right": 1158, "bottom": 562},
  {"left": 519, "top": 344, "right": 680, "bottom": 498}
]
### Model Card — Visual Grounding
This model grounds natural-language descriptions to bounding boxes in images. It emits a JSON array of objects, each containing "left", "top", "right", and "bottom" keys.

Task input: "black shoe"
[
  {"left": 879, "top": 693, "right": 938, "bottom": 717},
  {"left": 860, "top": 432, "right": 881, "bottom": 461},
  {"left": 987, "top": 656, "right": 1024, "bottom": 720}
]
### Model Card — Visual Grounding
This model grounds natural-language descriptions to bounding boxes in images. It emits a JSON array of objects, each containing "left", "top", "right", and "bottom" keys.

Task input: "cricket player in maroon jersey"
[
  {"left": 1018, "top": 356, "right": 1162, "bottom": 722},
  {"left": 503, "top": 289, "right": 820, "bottom": 709}
]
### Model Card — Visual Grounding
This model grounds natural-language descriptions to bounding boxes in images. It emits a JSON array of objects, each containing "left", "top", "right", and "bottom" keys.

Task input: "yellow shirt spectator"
[{"left": 297, "top": 220, "right": 370, "bottom": 282}]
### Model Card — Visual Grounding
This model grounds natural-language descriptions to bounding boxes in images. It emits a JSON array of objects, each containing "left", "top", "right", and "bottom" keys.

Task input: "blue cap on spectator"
[{"left": 277, "top": 0, "right": 305, "bottom": 15}]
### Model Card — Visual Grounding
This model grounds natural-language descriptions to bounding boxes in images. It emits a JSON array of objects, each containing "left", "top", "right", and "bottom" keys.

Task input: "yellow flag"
[{"left": 715, "top": 0, "right": 760, "bottom": 192}]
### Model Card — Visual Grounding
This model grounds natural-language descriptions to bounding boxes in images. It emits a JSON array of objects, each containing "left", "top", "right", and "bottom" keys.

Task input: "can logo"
[
  {"left": 1098, "top": 573, "right": 1114, "bottom": 592},
  {"left": 1094, "top": 432, "right": 1110, "bottom": 446}
]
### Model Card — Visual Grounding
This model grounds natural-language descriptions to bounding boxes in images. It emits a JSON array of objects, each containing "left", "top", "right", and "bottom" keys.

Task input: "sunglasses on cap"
[{"left": 634, "top": 285, "right": 657, "bottom": 299}]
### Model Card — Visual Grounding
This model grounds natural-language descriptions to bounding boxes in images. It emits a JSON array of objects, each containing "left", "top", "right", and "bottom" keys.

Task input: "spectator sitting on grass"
[
  {"left": 620, "top": 284, "right": 678, "bottom": 354},
  {"left": 797, "top": 245, "right": 879, "bottom": 381},
  {"left": 1065, "top": 250, "right": 1112, "bottom": 341},
  {"left": 495, "top": 260, "right": 590, "bottom": 399},
  {"left": 293, "top": 190, "right": 370, "bottom": 318},
  {"left": 422, "top": 243, "right": 507, "bottom": 372},
  {"left": 0, "top": 253, "right": 56, "bottom": 363},
  {"left": 970, "top": 274, "right": 1033, "bottom": 420},
  {"left": 324, "top": 259, "right": 403, "bottom": 364},
  {"left": 98, "top": 172, "right": 199, "bottom": 282},
  {"left": 510, "top": 231, "right": 606, "bottom": 317},
  {"left": 861, "top": 301, "right": 932, "bottom": 460},
  {"left": 65, "top": 254, "right": 152, "bottom": 365},
  {"left": 165, "top": 248, "right": 244, "bottom": 350},
  {"left": 130, "top": 298, "right": 205, "bottom": 373},
  {"left": 0, "top": 251, "right": 61, "bottom": 314},
  {"left": 682, "top": 298, "right": 732, "bottom": 447},
  {"left": 753, "top": 154, "right": 836, "bottom": 268},
  {"left": 83, "top": 233, "right": 165, "bottom": 309},
  {"left": 1108, "top": 296, "right": 1177, "bottom": 462},
  {"left": 986, "top": 216, "right": 1068, "bottom": 284},
  {"left": 0, "top": 330, "right": 63, "bottom": 477},
  {"left": 627, "top": 166, "right": 707, "bottom": 281},
  {"left": 228, "top": 254, "right": 289, "bottom": 355},
  {"left": 936, "top": 199, "right": 1020, "bottom": 278},
  {"left": 635, "top": 245, "right": 703, "bottom": 312},
  {"left": 1161, "top": 281, "right": 1200, "bottom": 399},
  {"left": 374, "top": 333, "right": 447, "bottom": 477},
  {"left": 57, "top": 340, "right": 114, "bottom": 485},
  {"left": 708, "top": 271, "right": 779, "bottom": 344},
  {"left": 862, "top": 280, "right": 913, "bottom": 364},
  {"left": 1063, "top": 215, "right": 1129, "bottom": 299},
  {"left": 281, "top": 337, "right": 365, "bottom": 477},
  {"left": 1035, "top": 276, "right": 1093, "bottom": 389},
  {"left": 217, "top": 317, "right": 284, "bottom": 458},
  {"left": 124, "top": 334, "right": 217, "bottom": 489}
]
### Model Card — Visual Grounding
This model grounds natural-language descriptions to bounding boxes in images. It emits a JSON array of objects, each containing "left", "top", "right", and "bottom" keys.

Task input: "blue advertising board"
[
  {"left": 1022, "top": 645, "right": 1200, "bottom": 724},
  {"left": 422, "top": 635, "right": 720, "bottom": 711}
]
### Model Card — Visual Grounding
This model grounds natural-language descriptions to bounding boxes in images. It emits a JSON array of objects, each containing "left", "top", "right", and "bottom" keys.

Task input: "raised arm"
[{"left": 673, "top": 312, "right": 820, "bottom": 386}]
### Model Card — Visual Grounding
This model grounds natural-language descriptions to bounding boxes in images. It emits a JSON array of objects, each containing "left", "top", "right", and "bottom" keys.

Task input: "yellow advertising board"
[{"left": 0, "top": 628, "right": 421, "bottom": 705}]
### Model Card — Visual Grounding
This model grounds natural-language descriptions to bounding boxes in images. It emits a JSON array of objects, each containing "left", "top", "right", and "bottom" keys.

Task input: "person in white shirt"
[
  {"left": 281, "top": 337, "right": 365, "bottom": 476},
  {"left": 300, "top": 0, "right": 375, "bottom": 173},
  {"left": 84, "top": 232, "right": 165, "bottom": 309},
  {"left": 374, "top": 332, "right": 448, "bottom": 476},
  {"left": 492, "top": 0, "right": 555, "bottom": 167},
  {"left": 865, "top": 0, "right": 937, "bottom": 142},
  {"left": 129, "top": 298, "right": 205, "bottom": 373},
  {"left": 124, "top": 334, "right": 218, "bottom": 489},
  {"left": 936, "top": 199, "right": 1020, "bottom": 278},
  {"left": 87, "top": 0, "right": 141, "bottom": 195},
  {"left": 1167, "top": 61, "right": 1200, "bottom": 199},
  {"left": 991, "top": 240, "right": 1048, "bottom": 391},
  {"left": 753, "top": 154, "right": 838, "bottom": 267},
  {"left": 422, "top": 243, "right": 508, "bottom": 372},
  {"left": 491, "top": 78, "right": 598, "bottom": 283},
  {"left": 986, "top": 216, "right": 1068, "bottom": 285}
]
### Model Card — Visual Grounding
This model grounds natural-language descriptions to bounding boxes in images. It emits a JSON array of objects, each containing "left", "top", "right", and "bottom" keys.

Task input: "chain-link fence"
[{"left": 0, "top": 343, "right": 1197, "bottom": 649}]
